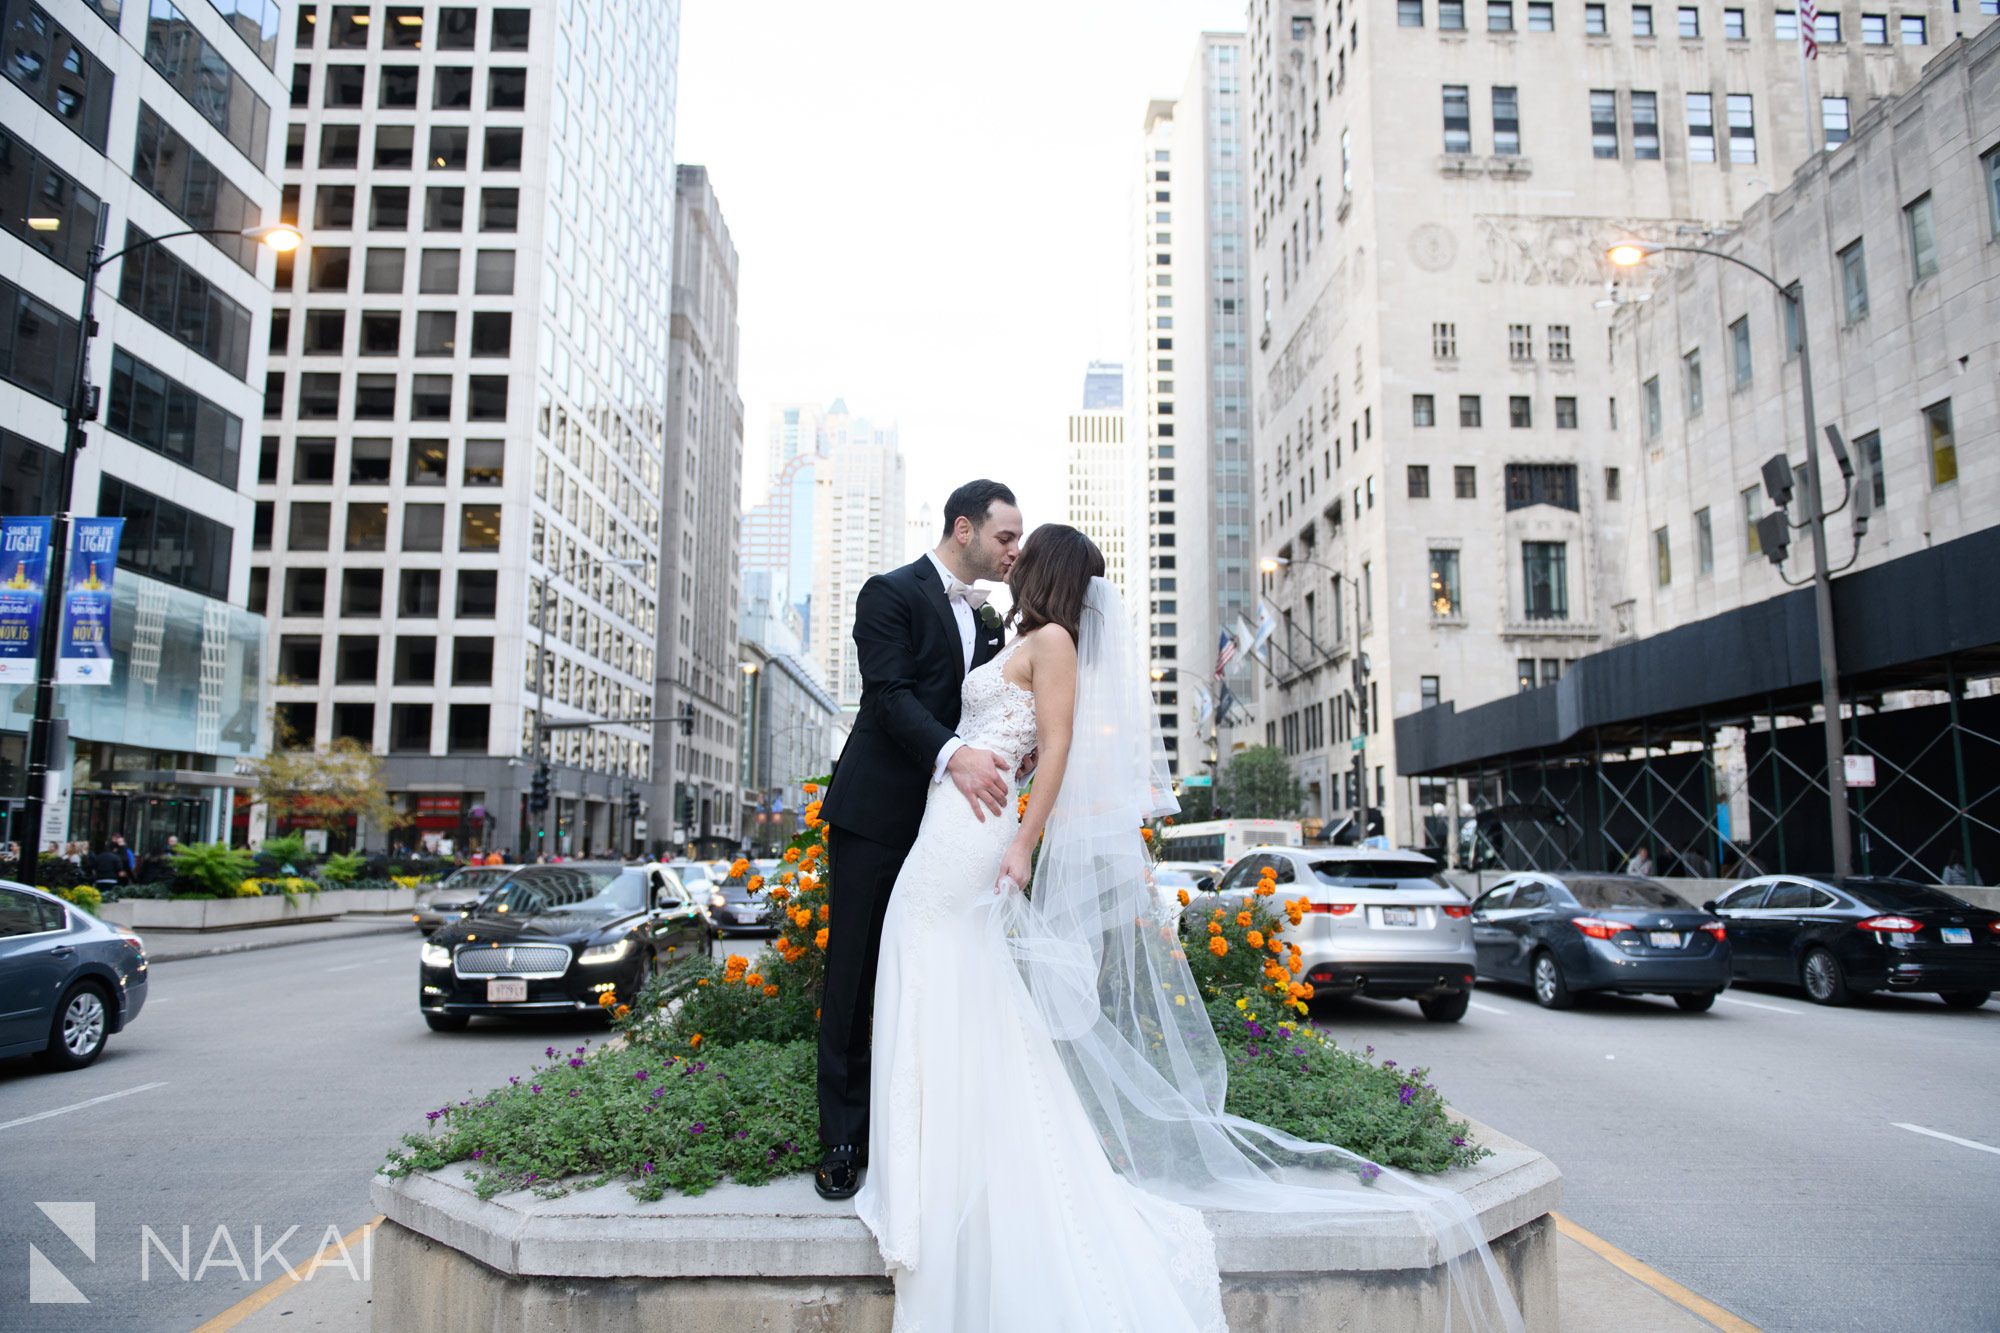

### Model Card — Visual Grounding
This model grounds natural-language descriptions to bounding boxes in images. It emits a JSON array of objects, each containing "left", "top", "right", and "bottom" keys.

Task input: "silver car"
[
  {"left": 1202, "top": 846, "right": 1478, "bottom": 1022},
  {"left": 411, "top": 866, "right": 517, "bottom": 934}
]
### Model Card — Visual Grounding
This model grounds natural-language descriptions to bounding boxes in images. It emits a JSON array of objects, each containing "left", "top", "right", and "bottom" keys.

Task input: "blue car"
[
  {"left": 0, "top": 880, "right": 150, "bottom": 1070},
  {"left": 1470, "top": 872, "right": 1732, "bottom": 1011}
]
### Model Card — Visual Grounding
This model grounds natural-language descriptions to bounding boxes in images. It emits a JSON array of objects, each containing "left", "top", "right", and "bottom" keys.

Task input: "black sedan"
[
  {"left": 1707, "top": 875, "right": 1999, "bottom": 1007},
  {"left": 419, "top": 863, "right": 706, "bottom": 1031},
  {"left": 1471, "top": 872, "right": 1732, "bottom": 1010},
  {"left": 0, "top": 880, "right": 149, "bottom": 1070}
]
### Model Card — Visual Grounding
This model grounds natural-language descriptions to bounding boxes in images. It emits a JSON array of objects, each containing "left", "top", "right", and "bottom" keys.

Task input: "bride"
[{"left": 853, "top": 524, "right": 1523, "bottom": 1332}]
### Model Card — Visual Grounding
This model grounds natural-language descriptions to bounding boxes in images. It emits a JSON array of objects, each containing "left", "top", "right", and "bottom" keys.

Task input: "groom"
[{"left": 813, "top": 479, "right": 1024, "bottom": 1199}]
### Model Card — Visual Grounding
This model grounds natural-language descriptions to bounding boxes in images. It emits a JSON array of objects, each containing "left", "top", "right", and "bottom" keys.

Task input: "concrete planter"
[
  {"left": 369, "top": 1117, "right": 1561, "bottom": 1332},
  {"left": 103, "top": 887, "right": 423, "bottom": 931}
]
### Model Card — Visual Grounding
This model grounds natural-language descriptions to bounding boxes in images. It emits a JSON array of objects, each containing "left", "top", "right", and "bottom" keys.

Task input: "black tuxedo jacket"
[{"left": 820, "top": 556, "right": 1003, "bottom": 850}]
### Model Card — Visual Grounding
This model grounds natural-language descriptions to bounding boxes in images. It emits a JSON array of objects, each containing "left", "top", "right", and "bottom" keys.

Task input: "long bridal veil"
[{"left": 986, "top": 577, "right": 1524, "bottom": 1332}]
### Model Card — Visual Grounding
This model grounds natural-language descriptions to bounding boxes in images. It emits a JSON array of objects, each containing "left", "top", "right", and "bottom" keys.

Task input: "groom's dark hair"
[{"left": 941, "top": 479, "right": 1018, "bottom": 539}]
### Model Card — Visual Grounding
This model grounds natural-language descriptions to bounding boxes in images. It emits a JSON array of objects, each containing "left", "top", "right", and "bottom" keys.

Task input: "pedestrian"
[
  {"left": 1626, "top": 845, "right": 1655, "bottom": 876},
  {"left": 90, "top": 841, "right": 127, "bottom": 894},
  {"left": 1941, "top": 859, "right": 1971, "bottom": 887}
]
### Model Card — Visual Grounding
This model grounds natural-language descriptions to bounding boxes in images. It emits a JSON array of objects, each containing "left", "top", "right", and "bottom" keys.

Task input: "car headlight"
[
  {"left": 420, "top": 942, "right": 452, "bottom": 969},
  {"left": 710, "top": 892, "right": 728, "bottom": 910},
  {"left": 579, "top": 938, "right": 632, "bottom": 965}
]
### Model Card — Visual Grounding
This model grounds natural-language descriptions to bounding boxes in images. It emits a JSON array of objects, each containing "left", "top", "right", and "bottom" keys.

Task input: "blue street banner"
[
  {"left": 0, "top": 516, "right": 53, "bottom": 685},
  {"left": 57, "top": 517, "right": 123, "bottom": 685}
]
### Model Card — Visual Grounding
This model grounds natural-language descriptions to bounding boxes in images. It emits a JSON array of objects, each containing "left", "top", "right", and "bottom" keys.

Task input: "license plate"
[
  {"left": 487, "top": 979, "right": 527, "bottom": 1002},
  {"left": 1647, "top": 931, "right": 1683, "bottom": 948},
  {"left": 1940, "top": 927, "right": 1973, "bottom": 945},
  {"left": 1382, "top": 907, "right": 1419, "bottom": 927}
]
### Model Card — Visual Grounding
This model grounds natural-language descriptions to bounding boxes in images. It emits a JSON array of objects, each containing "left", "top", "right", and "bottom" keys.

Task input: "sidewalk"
[
  {"left": 202, "top": 1214, "right": 1753, "bottom": 1331},
  {"left": 139, "top": 915, "right": 417, "bottom": 963}
]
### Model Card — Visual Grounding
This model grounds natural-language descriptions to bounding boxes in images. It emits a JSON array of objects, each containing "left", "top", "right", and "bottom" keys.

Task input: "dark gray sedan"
[
  {"left": 1471, "top": 872, "right": 1733, "bottom": 1010},
  {"left": 411, "top": 865, "right": 518, "bottom": 934},
  {"left": 0, "top": 880, "right": 149, "bottom": 1070}
]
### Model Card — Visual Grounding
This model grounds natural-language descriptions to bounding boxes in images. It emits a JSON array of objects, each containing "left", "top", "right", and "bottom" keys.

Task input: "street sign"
[
  {"left": 1182, "top": 775, "right": 1212, "bottom": 787},
  {"left": 1350, "top": 737, "right": 1365, "bottom": 753},
  {"left": 1843, "top": 754, "right": 1877, "bottom": 788}
]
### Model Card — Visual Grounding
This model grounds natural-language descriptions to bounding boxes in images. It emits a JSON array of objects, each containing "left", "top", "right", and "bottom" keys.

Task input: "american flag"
[
  {"left": 1214, "top": 629, "right": 1238, "bottom": 676},
  {"left": 1799, "top": 0, "right": 1819, "bottom": 58}
]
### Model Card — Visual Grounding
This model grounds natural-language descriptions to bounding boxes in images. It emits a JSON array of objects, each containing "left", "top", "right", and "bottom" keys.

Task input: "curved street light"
[
  {"left": 17, "top": 223, "right": 306, "bottom": 887},
  {"left": 1607, "top": 238, "right": 1853, "bottom": 877}
]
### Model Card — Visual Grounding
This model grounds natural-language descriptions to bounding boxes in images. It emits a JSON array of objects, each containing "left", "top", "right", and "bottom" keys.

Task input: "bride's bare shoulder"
[{"left": 1019, "top": 623, "right": 1078, "bottom": 676}]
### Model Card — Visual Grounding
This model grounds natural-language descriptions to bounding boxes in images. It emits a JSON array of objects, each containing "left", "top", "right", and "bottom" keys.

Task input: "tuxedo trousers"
[{"left": 817, "top": 823, "right": 910, "bottom": 1150}]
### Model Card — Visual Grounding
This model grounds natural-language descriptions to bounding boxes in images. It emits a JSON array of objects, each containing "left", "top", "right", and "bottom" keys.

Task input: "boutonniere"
[{"left": 976, "top": 603, "right": 1002, "bottom": 632}]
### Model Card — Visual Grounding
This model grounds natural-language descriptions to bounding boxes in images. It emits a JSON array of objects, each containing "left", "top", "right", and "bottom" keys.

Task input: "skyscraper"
[
  {"left": 0, "top": 0, "right": 283, "bottom": 854},
  {"left": 654, "top": 164, "right": 743, "bottom": 852},
  {"left": 1064, "top": 361, "right": 1136, "bottom": 611},
  {"left": 810, "top": 402, "right": 905, "bottom": 711},
  {"left": 260, "top": 0, "right": 682, "bottom": 856}
]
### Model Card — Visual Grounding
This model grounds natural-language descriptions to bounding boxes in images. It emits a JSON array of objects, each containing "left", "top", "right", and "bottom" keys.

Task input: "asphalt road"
[
  {"left": 1, "top": 927, "right": 1992, "bottom": 1331},
  {"left": 1310, "top": 980, "right": 1999, "bottom": 1333}
]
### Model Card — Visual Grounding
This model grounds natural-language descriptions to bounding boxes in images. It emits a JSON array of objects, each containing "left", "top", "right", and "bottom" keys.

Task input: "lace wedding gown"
[{"left": 853, "top": 640, "right": 1226, "bottom": 1332}]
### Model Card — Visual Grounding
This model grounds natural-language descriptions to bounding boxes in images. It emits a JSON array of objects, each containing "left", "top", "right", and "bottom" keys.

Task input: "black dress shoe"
[{"left": 815, "top": 1144, "right": 863, "bottom": 1200}]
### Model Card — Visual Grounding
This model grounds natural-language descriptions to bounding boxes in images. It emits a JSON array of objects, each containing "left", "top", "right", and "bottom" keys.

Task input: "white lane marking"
[
  {"left": 1716, "top": 996, "right": 1799, "bottom": 1014},
  {"left": 0, "top": 1082, "right": 168, "bottom": 1132},
  {"left": 1894, "top": 1123, "right": 2000, "bottom": 1158},
  {"left": 1468, "top": 1001, "right": 1508, "bottom": 1015},
  {"left": 325, "top": 957, "right": 403, "bottom": 972}
]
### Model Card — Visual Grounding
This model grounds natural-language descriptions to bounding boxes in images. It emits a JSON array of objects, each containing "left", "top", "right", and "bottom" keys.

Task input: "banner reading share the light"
[{"left": 57, "top": 517, "right": 123, "bottom": 686}]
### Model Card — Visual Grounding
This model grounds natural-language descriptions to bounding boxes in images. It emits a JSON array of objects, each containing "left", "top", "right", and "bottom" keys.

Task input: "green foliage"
[
  {"left": 56, "top": 883, "right": 103, "bottom": 914},
  {"left": 1175, "top": 783, "right": 1216, "bottom": 823},
  {"left": 1208, "top": 996, "right": 1488, "bottom": 1174},
  {"left": 1220, "top": 745, "right": 1302, "bottom": 819},
  {"left": 259, "top": 833, "right": 311, "bottom": 870},
  {"left": 383, "top": 1038, "right": 818, "bottom": 1201},
  {"left": 319, "top": 851, "right": 367, "bottom": 885},
  {"left": 617, "top": 952, "right": 818, "bottom": 1051},
  {"left": 170, "top": 842, "right": 256, "bottom": 897}
]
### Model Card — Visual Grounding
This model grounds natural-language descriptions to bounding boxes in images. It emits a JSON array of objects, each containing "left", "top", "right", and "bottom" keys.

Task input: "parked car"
[
  {"left": 418, "top": 862, "right": 706, "bottom": 1031},
  {"left": 706, "top": 866, "right": 773, "bottom": 936},
  {"left": 1470, "top": 872, "right": 1732, "bottom": 1010},
  {"left": 1707, "top": 874, "right": 1999, "bottom": 1007},
  {"left": 0, "top": 880, "right": 149, "bottom": 1070},
  {"left": 1197, "top": 846, "right": 1478, "bottom": 1022},
  {"left": 410, "top": 865, "right": 517, "bottom": 934}
]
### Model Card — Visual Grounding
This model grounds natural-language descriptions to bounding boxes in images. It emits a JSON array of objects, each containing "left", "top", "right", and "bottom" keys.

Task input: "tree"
[
  {"left": 1175, "top": 782, "right": 1216, "bottom": 824},
  {"left": 1219, "top": 746, "right": 1301, "bottom": 819},
  {"left": 248, "top": 713, "right": 403, "bottom": 845}
]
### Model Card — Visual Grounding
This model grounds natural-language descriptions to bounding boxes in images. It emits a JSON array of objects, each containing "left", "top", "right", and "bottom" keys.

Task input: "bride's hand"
[{"left": 995, "top": 840, "right": 1032, "bottom": 896}]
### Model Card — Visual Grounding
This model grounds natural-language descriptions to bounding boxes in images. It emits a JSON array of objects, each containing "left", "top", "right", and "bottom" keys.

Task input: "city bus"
[{"left": 1155, "top": 819, "right": 1303, "bottom": 868}]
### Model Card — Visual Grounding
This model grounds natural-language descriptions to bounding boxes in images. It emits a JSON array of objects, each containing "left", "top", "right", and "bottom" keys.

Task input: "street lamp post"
[
  {"left": 1608, "top": 240, "right": 1852, "bottom": 878},
  {"left": 532, "top": 555, "right": 645, "bottom": 857},
  {"left": 17, "top": 224, "right": 302, "bottom": 887}
]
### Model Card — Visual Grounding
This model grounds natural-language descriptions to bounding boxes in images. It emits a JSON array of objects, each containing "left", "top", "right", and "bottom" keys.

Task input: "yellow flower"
[
  {"left": 1235, "top": 997, "right": 1248, "bottom": 1009},
  {"left": 1174, "top": 994, "right": 1186, "bottom": 1006}
]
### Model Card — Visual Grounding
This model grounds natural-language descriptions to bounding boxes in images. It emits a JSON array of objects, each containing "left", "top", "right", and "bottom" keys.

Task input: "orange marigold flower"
[
  {"left": 803, "top": 781, "right": 820, "bottom": 795},
  {"left": 1207, "top": 936, "right": 1230, "bottom": 957},
  {"left": 729, "top": 858, "right": 750, "bottom": 878},
  {"left": 1140, "top": 827, "right": 1154, "bottom": 842},
  {"left": 744, "top": 972, "right": 763, "bottom": 988},
  {"left": 763, "top": 984, "right": 779, "bottom": 998},
  {"left": 1211, "top": 908, "right": 1225, "bottom": 919},
  {"left": 769, "top": 885, "right": 791, "bottom": 903},
  {"left": 747, "top": 875, "right": 764, "bottom": 892},
  {"left": 690, "top": 1034, "right": 703, "bottom": 1047},
  {"left": 804, "top": 800, "right": 823, "bottom": 821},
  {"left": 1254, "top": 882, "right": 1276, "bottom": 896},
  {"left": 818, "top": 903, "right": 829, "bottom": 922},
  {"left": 597, "top": 991, "right": 617, "bottom": 1007},
  {"left": 614, "top": 1004, "right": 631, "bottom": 1018},
  {"left": 697, "top": 978, "right": 710, "bottom": 987},
  {"left": 783, "top": 848, "right": 802, "bottom": 864},
  {"left": 1207, "top": 921, "right": 1223, "bottom": 935},
  {"left": 1246, "top": 930, "right": 1265, "bottom": 949},
  {"left": 815, "top": 926, "right": 830, "bottom": 949},
  {"left": 792, "top": 907, "right": 812, "bottom": 928},
  {"left": 1235, "top": 911, "right": 1253, "bottom": 928},
  {"left": 1176, "top": 888, "right": 1190, "bottom": 906}
]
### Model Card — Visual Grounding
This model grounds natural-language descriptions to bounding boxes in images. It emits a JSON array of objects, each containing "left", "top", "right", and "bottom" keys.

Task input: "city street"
[{"left": 0, "top": 929, "right": 1993, "bottom": 1331}]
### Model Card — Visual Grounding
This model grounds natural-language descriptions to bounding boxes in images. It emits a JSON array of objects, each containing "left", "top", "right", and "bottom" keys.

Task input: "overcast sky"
[{"left": 676, "top": 0, "right": 1248, "bottom": 547}]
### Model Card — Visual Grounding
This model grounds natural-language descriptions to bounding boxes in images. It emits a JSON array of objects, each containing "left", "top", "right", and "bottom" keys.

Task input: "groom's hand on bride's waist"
[{"left": 947, "top": 746, "right": 1011, "bottom": 821}]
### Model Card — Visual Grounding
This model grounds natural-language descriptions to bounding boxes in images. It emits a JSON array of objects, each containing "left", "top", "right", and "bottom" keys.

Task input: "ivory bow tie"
[{"left": 946, "top": 582, "right": 990, "bottom": 611}]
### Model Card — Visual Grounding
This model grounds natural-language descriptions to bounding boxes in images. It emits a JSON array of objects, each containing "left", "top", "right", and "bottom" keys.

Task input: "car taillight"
[
  {"left": 1441, "top": 905, "right": 1471, "bottom": 919},
  {"left": 1572, "top": 916, "right": 1632, "bottom": 940},
  {"left": 1700, "top": 922, "right": 1726, "bottom": 941},
  {"left": 1989, "top": 921, "right": 2000, "bottom": 935},
  {"left": 1856, "top": 915, "right": 1922, "bottom": 933},
  {"left": 1310, "top": 903, "right": 1357, "bottom": 916}
]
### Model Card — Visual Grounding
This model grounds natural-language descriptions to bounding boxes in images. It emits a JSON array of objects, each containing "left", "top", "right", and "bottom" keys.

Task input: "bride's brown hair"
[{"left": 1006, "top": 524, "right": 1105, "bottom": 643}]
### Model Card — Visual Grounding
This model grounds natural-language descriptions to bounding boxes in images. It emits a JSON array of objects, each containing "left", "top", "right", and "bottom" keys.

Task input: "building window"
[
  {"left": 1409, "top": 465, "right": 1432, "bottom": 497},
  {"left": 115, "top": 226, "right": 254, "bottom": 379},
  {"left": 1492, "top": 85, "right": 1520, "bottom": 154},
  {"left": 1923, "top": 399, "right": 1956, "bottom": 487},
  {"left": 1855, "top": 430, "right": 1885, "bottom": 508},
  {"left": 132, "top": 106, "right": 260, "bottom": 271},
  {"left": 457, "top": 570, "right": 498, "bottom": 617},
  {"left": 390, "top": 704, "right": 432, "bottom": 753},
  {"left": 1487, "top": 0, "right": 1514, "bottom": 30},
  {"left": 1518, "top": 658, "right": 1537, "bottom": 691},
  {"left": 1900, "top": 13, "right": 1923, "bottom": 40},
  {"left": 345, "top": 502, "right": 389, "bottom": 552},
  {"left": 1399, "top": 0, "right": 1425, "bottom": 24},
  {"left": 1428, "top": 549, "right": 1462, "bottom": 616},
  {"left": 1643, "top": 375, "right": 1662, "bottom": 436},
  {"left": 1631, "top": 92, "right": 1660, "bottom": 159},
  {"left": 1508, "top": 323, "right": 1533, "bottom": 359},
  {"left": 1654, "top": 526, "right": 1672, "bottom": 586},
  {"left": 402, "top": 503, "right": 444, "bottom": 552},
  {"left": 1442, "top": 85, "right": 1472, "bottom": 154},
  {"left": 1633, "top": 3, "right": 1654, "bottom": 34},
  {"left": 1861, "top": 11, "right": 1887, "bottom": 41},
  {"left": 1777, "top": 6, "right": 1798, "bottom": 37},
  {"left": 1727, "top": 94, "right": 1755, "bottom": 163},
  {"left": 1522, "top": 542, "right": 1568, "bottom": 619},
  {"left": 96, "top": 476, "right": 233, "bottom": 601},
  {"left": 1413, "top": 394, "right": 1436, "bottom": 427},
  {"left": 1455, "top": 465, "right": 1477, "bottom": 498},
  {"left": 1731, "top": 316, "right": 1753, "bottom": 386},
  {"left": 1839, "top": 240, "right": 1868, "bottom": 321},
  {"left": 399, "top": 570, "right": 441, "bottom": 616},
  {"left": 1543, "top": 324, "right": 1572, "bottom": 361},
  {"left": 1527, "top": 0, "right": 1554, "bottom": 27},
  {"left": 1822, "top": 96, "right": 1849, "bottom": 147},
  {"left": 1905, "top": 194, "right": 1937, "bottom": 282},
  {"left": 1440, "top": 0, "right": 1465, "bottom": 28},
  {"left": 408, "top": 439, "right": 448, "bottom": 484},
  {"left": 106, "top": 350, "right": 244, "bottom": 488},
  {"left": 1421, "top": 676, "right": 1442, "bottom": 709},
  {"left": 1590, "top": 90, "right": 1619, "bottom": 158},
  {"left": 1459, "top": 394, "right": 1482, "bottom": 427},
  {"left": 1677, "top": 4, "right": 1699, "bottom": 36},
  {"left": 1506, "top": 463, "right": 1578, "bottom": 511},
  {"left": 1742, "top": 485, "right": 1763, "bottom": 555},
  {"left": 1508, "top": 395, "right": 1532, "bottom": 428},
  {"left": 1683, "top": 347, "right": 1704, "bottom": 415},
  {"left": 144, "top": 4, "right": 273, "bottom": 162},
  {"left": 1432, "top": 322, "right": 1458, "bottom": 358},
  {"left": 1695, "top": 507, "right": 1714, "bottom": 575},
  {"left": 1687, "top": 92, "right": 1716, "bottom": 162},
  {"left": 1586, "top": 2, "right": 1607, "bottom": 31},
  {"left": 1814, "top": 11, "right": 1841, "bottom": 44},
  {"left": 1606, "top": 466, "right": 1621, "bottom": 500},
  {"left": 1724, "top": 7, "right": 1746, "bottom": 37},
  {"left": 1555, "top": 396, "right": 1578, "bottom": 429}
]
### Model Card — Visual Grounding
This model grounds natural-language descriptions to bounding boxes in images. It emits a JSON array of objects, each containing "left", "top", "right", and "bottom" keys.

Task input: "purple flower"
[
  {"left": 651, "top": 1087, "right": 665, "bottom": 1099},
  {"left": 1359, "top": 1163, "right": 1382, "bottom": 1185},
  {"left": 568, "top": 1057, "right": 585, "bottom": 1069},
  {"left": 524, "top": 1172, "right": 538, "bottom": 1183},
  {"left": 546, "top": 1046, "right": 557, "bottom": 1058},
  {"left": 1383, "top": 1059, "right": 1397, "bottom": 1069},
  {"left": 634, "top": 1070, "right": 649, "bottom": 1081},
  {"left": 689, "top": 1122, "right": 706, "bottom": 1135},
  {"left": 509, "top": 1075, "right": 520, "bottom": 1085},
  {"left": 531, "top": 1084, "right": 542, "bottom": 1094},
  {"left": 1398, "top": 1084, "right": 1418, "bottom": 1107},
  {"left": 568, "top": 1089, "right": 580, "bottom": 1098},
  {"left": 1364, "top": 1044, "right": 1375, "bottom": 1056},
  {"left": 426, "top": 1110, "right": 441, "bottom": 1123},
  {"left": 1451, "top": 1135, "right": 1467, "bottom": 1147},
  {"left": 470, "top": 1149, "right": 484, "bottom": 1159},
  {"left": 639, "top": 1161, "right": 655, "bottom": 1175},
  {"left": 735, "top": 1129, "right": 748, "bottom": 1139}
]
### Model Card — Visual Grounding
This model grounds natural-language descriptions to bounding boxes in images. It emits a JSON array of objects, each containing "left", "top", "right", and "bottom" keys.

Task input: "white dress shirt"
[{"left": 927, "top": 550, "right": 977, "bottom": 782}]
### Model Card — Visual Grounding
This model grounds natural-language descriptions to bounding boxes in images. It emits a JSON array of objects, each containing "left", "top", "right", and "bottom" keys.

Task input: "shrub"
[
  {"left": 319, "top": 851, "right": 366, "bottom": 885},
  {"left": 1181, "top": 860, "right": 1316, "bottom": 1014},
  {"left": 258, "top": 834, "right": 311, "bottom": 872},
  {"left": 170, "top": 842, "right": 256, "bottom": 897},
  {"left": 56, "top": 884, "right": 103, "bottom": 914}
]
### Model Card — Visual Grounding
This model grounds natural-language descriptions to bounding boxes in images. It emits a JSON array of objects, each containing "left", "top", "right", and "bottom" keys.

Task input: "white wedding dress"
[{"left": 854, "top": 638, "right": 1226, "bottom": 1332}]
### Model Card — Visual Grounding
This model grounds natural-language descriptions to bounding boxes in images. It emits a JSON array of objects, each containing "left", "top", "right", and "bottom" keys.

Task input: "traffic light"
[
  {"left": 623, "top": 789, "right": 641, "bottom": 821},
  {"left": 529, "top": 762, "right": 550, "bottom": 813},
  {"left": 677, "top": 788, "right": 694, "bottom": 825}
]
